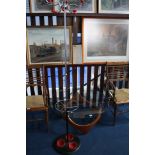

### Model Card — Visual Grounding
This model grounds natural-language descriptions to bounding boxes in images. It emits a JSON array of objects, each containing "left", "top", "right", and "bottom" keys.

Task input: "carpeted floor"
[{"left": 27, "top": 107, "right": 129, "bottom": 155}]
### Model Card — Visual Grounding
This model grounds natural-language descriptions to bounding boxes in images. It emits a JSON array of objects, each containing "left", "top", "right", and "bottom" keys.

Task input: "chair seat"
[
  {"left": 115, "top": 88, "right": 129, "bottom": 104},
  {"left": 26, "top": 95, "right": 45, "bottom": 109}
]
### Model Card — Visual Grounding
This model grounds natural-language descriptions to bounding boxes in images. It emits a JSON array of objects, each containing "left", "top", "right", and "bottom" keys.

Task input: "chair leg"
[{"left": 113, "top": 104, "right": 117, "bottom": 125}]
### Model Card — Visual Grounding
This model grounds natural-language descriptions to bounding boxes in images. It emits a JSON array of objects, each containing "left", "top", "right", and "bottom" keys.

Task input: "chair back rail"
[
  {"left": 86, "top": 65, "right": 91, "bottom": 101},
  {"left": 106, "top": 64, "right": 129, "bottom": 89},
  {"left": 26, "top": 65, "right": 48, "bottom": 105}
]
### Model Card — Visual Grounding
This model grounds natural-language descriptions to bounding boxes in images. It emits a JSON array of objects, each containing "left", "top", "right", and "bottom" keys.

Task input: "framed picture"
[
  {"left": 98, "top": 0, "right": 129, "bottom": 14},
  {"left": 26, "top": 26, "right": 72, "bottom": 65},
  {"left": 30, "top": 0, "right": 96, "bottom": 13},
  {"left": 82, "top": 18, "right": 129, "bottom": 63}
]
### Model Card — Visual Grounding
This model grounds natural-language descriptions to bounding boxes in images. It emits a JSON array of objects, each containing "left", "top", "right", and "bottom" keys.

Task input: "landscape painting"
[
  {"left": 27, "top": 27, "right": 72, "bottom": 65},
  {"left": 82, "top": 18, "right": 129, "bottom": 63},
  {"left": 98, "top": 0, "right": 129, "bottom": 14}
]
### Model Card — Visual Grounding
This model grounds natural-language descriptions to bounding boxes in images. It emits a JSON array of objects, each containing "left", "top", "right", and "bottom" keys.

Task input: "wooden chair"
[
  {"left": 26, "top": 65, "right": 49, "bottom": 129},
  {"left": 105, "top": 64, "right": 129, "bottom": 125}
]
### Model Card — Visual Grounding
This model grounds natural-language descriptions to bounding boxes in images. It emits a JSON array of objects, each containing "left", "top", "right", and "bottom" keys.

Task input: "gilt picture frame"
[
  {"left": 82, "top": 18, "right": 129, "bottom": 63},
  {"left": 26, "top": 26, "right": 72, "bottom": 65},
  {"left": 98, "top": 0, "right": 129, "bottom": 14}
]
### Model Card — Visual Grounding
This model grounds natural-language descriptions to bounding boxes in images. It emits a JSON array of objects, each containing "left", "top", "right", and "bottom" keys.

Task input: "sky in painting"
[{"left": 27, "top": 28, "right": 70, "bottom": 45}]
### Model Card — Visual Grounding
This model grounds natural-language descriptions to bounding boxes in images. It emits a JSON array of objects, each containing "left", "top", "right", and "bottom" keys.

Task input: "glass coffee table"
[{"left": 53, "top": 93, "right": 104, "bottom": 154}]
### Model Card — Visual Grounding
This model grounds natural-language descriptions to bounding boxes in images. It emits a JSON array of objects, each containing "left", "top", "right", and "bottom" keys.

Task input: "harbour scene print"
[{"left": 27, "top": 27, "right": 71, "bottom": 64}]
